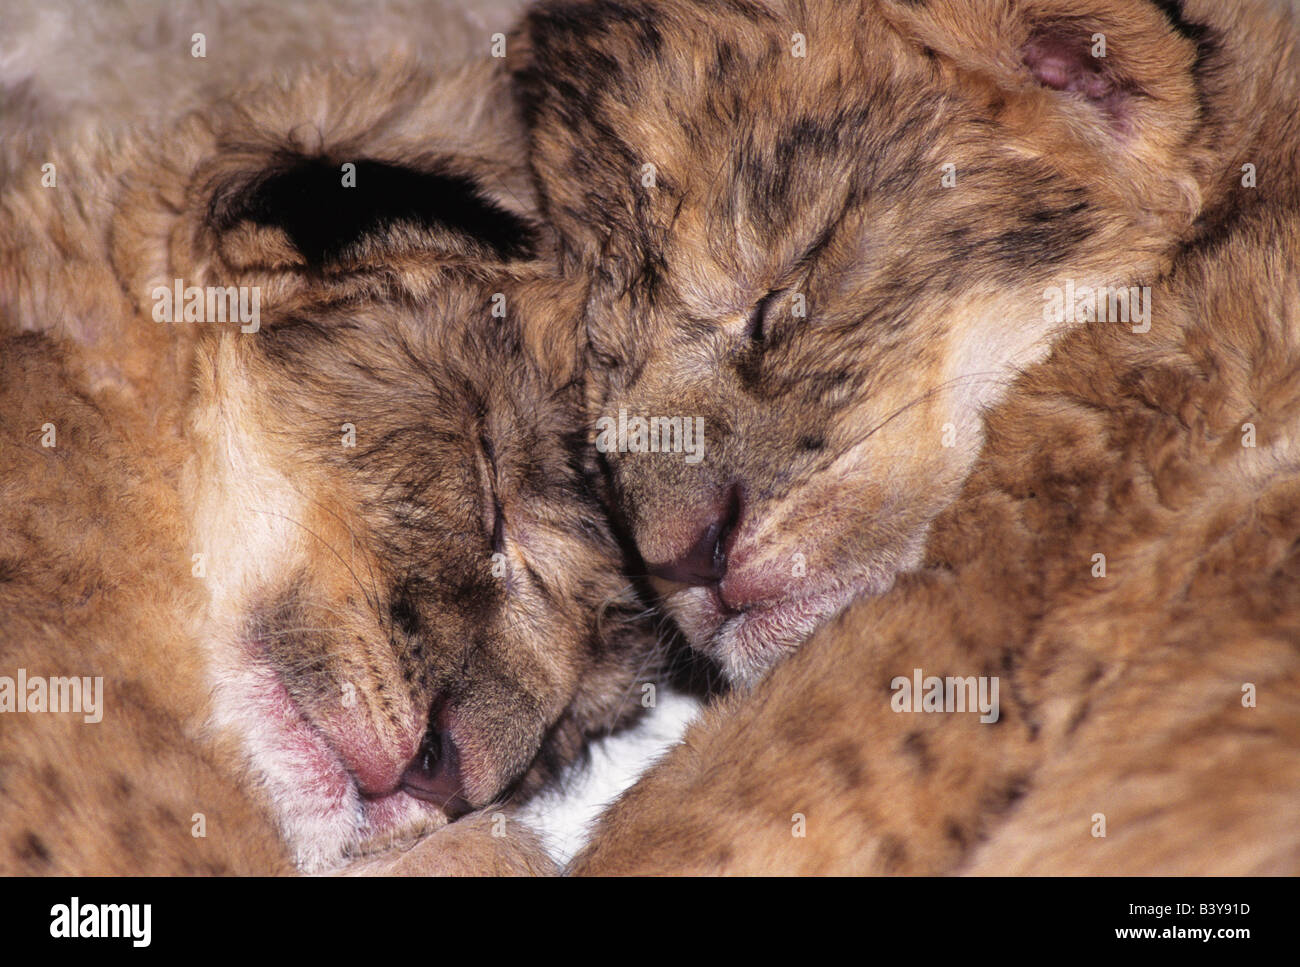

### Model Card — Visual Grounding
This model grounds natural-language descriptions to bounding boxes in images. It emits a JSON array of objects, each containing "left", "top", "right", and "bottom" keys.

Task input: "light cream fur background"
[{"left": 0, "top": 0, "right": 528, "bottom": 173}]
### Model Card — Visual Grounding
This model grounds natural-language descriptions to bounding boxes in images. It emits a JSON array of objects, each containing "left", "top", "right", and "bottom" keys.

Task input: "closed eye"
[
  {"left": 746, "top": 289, "right": 785, "bottom": 345},
  {"left": 477, "top": 434, "right": 506, "bottom": 554},
  {"left": 490, "top": 495, "right": 506, "bottom": 555}
]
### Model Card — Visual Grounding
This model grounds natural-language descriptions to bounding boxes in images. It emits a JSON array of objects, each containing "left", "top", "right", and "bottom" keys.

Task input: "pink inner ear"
[{"left": 1021, "top": 30, "right": 1115, "bottom": 102}]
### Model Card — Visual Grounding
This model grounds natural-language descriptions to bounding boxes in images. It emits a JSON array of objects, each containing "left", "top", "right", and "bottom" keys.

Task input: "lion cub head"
[
  {"left": 16, "top": 62, "right": 660, "bottom": 871},
  {"left": 512, "top": 0, "right": 1219, "bottom": 684}
]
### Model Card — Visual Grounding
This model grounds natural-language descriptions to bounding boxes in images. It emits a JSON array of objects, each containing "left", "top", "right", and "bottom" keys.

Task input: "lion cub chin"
[
  {"left": 1, "top": 58, "right": 657, "bottom": 874},
  {"left": 512, "top": 0, "right": 1244, "bottom": 684}
]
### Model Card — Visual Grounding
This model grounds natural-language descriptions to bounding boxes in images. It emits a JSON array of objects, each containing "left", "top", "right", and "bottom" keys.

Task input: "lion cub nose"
[
  {"left": 646, "top": 485, "right": 742, "bottom": 587},
  {"left": 400, "top": 714, "right": 471, "bottom": 818}
]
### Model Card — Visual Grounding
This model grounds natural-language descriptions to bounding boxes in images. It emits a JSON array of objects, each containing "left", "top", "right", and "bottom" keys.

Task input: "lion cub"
[
  {"left": 512, "top": 0, "right": 1259, "bottom": 685},
  {"left": 512, "top": 0, "right": 1300, "bottom": 873},
  {"left": 0, "top": 60, "right": 656, "bottom": 874}
]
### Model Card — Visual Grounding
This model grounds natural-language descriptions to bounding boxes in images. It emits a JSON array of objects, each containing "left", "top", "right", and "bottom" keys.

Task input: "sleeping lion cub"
[
  {"left": 514, "top": 0, "right": 1294, "bottom": 684},
  {"left": 512, "top": 0, "right": 1300, "bottom": 872},
  {"left": 0, "top": 59, "right": 656, "bottom": 874}
]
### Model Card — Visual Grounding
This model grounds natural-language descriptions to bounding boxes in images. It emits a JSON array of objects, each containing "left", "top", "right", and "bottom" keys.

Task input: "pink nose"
[
  {"left": 328, "top": 709, "right": 422, "bottom": 798},
  {"left": 398, "top": 707, "right": 471, "bottom": 818},
  {"left": 717, "top": 560, "right": 790, "bottom": 613},
  {"left": 645, "top": 485, "right": 743, "bottom": 587}
]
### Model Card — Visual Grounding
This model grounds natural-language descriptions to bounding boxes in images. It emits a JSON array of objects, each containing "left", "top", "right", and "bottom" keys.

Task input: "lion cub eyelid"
[{"left": 474, "top": 438, "right": 506, "bottom": 553}]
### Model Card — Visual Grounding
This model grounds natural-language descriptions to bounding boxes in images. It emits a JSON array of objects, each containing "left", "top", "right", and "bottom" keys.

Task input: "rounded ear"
[
  {"left": 879, "top": 0, "right": 1208, "bottom": 230},
  {"left": 110, "top": 61, "right": 545, "bottom": 321}
]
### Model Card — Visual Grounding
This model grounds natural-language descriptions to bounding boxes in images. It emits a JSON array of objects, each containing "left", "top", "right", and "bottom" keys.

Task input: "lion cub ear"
[
  {"left": 879, "top": 0, "right": 1207, "bottom": 228},
  {"left": 206, "top": 155, "right": 538, "bottom": 272}
]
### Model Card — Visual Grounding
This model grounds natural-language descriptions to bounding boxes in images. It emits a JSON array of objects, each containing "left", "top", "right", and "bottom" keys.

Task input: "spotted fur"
[
  {"left": 513, "top": 0, "right": 1300, "bottom": 873},
  {"left": 513, "top": 0, "right": 1239, "bottom": 683},
  {"left": 0, "top": 58, "right": 658, "bottom": 874}
]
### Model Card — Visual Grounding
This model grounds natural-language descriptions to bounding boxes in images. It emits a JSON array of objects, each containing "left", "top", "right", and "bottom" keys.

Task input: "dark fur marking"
[
  {"left": 389, "top": 585, "right": 423, "bottom": 638},
  {"left": 990, "top": 774, "right": 1031, "bottom": 814},
  {"left": 902, "top": 729, "right": 933, "bottom": 773},
  {"left": 945, "top": 818, "right": 971, "bottom": 849},
  {"left": 523, "top": 562, "right": 555, "bottom": 603},
  {"left": 221, "top": 157, "right": 536, "bottom": 266},
  {"left": 1066, "top": 698, "right": 1092, "bottom": 736},
  {"left": 826, "top": 739, "right": 869, "bottom": 789},
  {"left": 990, "top": 222, "right": 1074, "bottom": 268},
  {"left": 878, "top": 833, "right": 908, "bottom": 872},
  {"left": 708, "top": 846, "right": 734, "bottom": 869},
  {"left": 1150, "top": 0, "right": 1211, "bottom": 46},
  {"left": 19, "top": 831, "right": 51, "bottom": 865},
  {"left": 113, "top": 819, "right": 144, "bottom": 854}
]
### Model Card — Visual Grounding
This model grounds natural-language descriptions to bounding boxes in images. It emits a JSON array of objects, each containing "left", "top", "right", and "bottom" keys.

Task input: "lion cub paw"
[{"left": 337, "top": 812, "right": 558, "bottom": 877}]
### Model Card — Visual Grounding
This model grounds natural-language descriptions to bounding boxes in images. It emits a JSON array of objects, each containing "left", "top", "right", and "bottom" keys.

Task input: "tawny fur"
[
  {"left": 511, "top": 0, "right": 1300, "bottom": 873},
  {"left": 0, "top": 332, "right": 292, "bottom": 874},
  {"left": 512, "top": 0, "right": 1293, "bottom": 684},
  {"left": 1, "top": 46, "right": 657, "bottom": 873}
]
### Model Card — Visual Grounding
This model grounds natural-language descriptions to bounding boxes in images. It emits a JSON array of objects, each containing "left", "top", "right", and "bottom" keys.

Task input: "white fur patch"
[{"left": 517, "top": 685, "right": 704, "bottom": 868}]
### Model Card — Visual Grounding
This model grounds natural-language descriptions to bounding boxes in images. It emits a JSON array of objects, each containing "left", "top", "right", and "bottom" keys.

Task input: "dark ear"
[
  {"left": 879, "top": 0, "right": 1208, "bottom": 226},
  {"left": 208, "top": 155, "right": 538, "bottom": 271}
]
